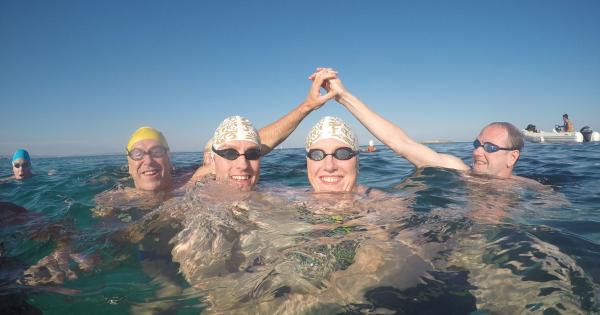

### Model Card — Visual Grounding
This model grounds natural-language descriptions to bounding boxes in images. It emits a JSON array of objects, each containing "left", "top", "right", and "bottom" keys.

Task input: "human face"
[
  {"left": 472, "top": 125, "right": 519, "bottom": 178},
  {"left": 212, "top": 140, "right": 261, "bottom": 191},
  {"left": 12, "top": 158, "right": 32, "bottom": 180},
  {"left": 127, "top": 139, "right": 172, "bottom": 191},
  {"left": 307, "top": 138, "right": 358, "bottom": 193}
]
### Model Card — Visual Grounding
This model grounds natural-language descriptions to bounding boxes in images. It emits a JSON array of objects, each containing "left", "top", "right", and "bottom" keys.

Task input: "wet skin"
[
  {"left": 127, "top": 139, "right": 173, "bottom": 191},
  {"left": 472, "top": 125, "right": 519, "bottom": 179},
  {"left": 212, "top": 140, "right": 261, "bottom": 192},
  {"left": 307, "top": 138, "right": 358, "bottom": 193}
]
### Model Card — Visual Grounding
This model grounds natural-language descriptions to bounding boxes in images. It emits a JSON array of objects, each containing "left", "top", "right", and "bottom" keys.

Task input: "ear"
[{"left": 507, "top": 150, "right": 520, "bottom": 168}]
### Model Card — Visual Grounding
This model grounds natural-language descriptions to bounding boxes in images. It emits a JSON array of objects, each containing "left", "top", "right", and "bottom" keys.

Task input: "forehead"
[
  {"left": 218, "top": 140, "right": 260, "bottom": 149},
  {"left": 309, "top": 138, "right": 348, "bottom": 150},
  {"left": 478, "top": 125, "right": 509, "bottom": 145},
  {"left": 131, "top": 139, "right": 162, "bottom": 150},
  {"left": 13, "top": 158, "right": 27, "bottom": 164}
]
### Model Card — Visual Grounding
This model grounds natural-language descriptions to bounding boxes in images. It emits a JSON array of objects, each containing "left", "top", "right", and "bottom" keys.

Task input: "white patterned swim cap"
[
  {"left": 305, "top": 116, "right": 358, "bottom": 151},
  {"left": 212, "top": 116, "right": 261, "bottom": 149}
]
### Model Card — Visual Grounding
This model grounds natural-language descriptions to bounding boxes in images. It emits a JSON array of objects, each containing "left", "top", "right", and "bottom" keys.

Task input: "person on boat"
[
  {"left": 11, "top": 149, "right": 33, "bottom": 180},
  {"left": 189, "top": 68, "right": 339, "bottom": 190},
  {"left": 561, "top": 114, "right": 574, "bottom": 132},
  {"left": 315, "top": 69, "right": 526, "bottom": 180}
]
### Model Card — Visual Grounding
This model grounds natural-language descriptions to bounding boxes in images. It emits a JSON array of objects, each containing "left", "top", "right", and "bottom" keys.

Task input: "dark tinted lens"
[
  {"left": 13, "top": 163, "right": 21, "bottom": 168},
  {"left": 219, "top": 149, "right": 241, "bottom": 160},
  {"left": 307, "top": 149, "right": 326, "bottom": 161},
  {"left": 149, "top": 146, "right": 168, "bottom": 158},
  {"left": 473, "top": 139, "right": 481, "bottom": 149},
  {"left": 482, "top": 143, "right": 499, "bottom": 153},
  {"left": 128, "top": 148, "right": 146, "bottom": 160},
  {"left": 244, "top": 148, "right": 261, "bottom": 160},
  {"left": 333, "top": 148, "right": 355, "bottom": 160}
]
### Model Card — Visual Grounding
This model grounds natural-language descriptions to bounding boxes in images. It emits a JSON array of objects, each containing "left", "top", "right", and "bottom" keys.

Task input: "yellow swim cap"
[{"left": 126, "top": 127, "right": 169, "bottom": 152}]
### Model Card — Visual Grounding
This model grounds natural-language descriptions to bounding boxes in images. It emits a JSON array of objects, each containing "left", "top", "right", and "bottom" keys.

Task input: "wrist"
[{"left": 336, "top": 91, "right": 354, "bottom": 106}]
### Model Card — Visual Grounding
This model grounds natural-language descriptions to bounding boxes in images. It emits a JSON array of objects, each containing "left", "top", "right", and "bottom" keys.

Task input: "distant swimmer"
[
  {"left": 367, "top": 139, "right": 377, "bottom": 152},
  {"left": 11, "top": 149, "right": 33, "bottom": 180},
  {"left": 126, "top": 126, "right": 173, "bottom": 192},
  {"left": 189, "top": 68, "right": 339, "bottom": 190},
  {"left": 317, "top": 69, "right": 529, "bottom": 181}
]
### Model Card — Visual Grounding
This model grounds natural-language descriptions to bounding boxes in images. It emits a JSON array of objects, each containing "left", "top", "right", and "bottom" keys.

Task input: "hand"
[
  {"left": 303, "top": 68, "right": 338, "bottom": 111},
  {"left": 308, "top": 67, "right": 348, "bottom": 102}
]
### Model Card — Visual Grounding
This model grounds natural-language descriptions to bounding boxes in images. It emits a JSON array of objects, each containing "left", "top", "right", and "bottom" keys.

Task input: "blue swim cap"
[{"left": 12, "top": 149, "right": 31, "bottom": 162}]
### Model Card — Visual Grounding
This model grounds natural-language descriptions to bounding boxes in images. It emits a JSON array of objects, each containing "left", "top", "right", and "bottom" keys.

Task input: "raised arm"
[
  {"left": 326, "top": 76, "right": 469, "bottom": 171},
  {"left": 258, "top": 69, "right": 337, "bottom": 155}
]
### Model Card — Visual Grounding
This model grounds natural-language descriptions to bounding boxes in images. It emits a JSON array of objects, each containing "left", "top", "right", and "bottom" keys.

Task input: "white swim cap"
[
  {"left": 212, "top": 116, "right": 261, "bottom": 149},
  {"left": 305, "top": 116, "right": 358, "bottom": 151}
]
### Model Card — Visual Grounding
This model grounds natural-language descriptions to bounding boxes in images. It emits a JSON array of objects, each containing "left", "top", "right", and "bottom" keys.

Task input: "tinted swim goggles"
[
  {"left": 13, "top": 161, "right": 31, "bottom": 168},
  {"left": 212, "top": 147, "right": 262, "bottom": 161},
  {"left": 127, "top": 146, "right": 168, "bottom": 161},
  {"left": 306, "top": 147, "right": 358, "bottom": 161},
  {"left": 473, "top": 139, "right": 514, "bottom": 153}
]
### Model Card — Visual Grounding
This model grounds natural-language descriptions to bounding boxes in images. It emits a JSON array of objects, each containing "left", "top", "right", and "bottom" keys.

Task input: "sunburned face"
[
  {"left": 472, "top": 125, "right": 519, "bottom": 178},
  {"left": 212, "top": 140, "right": 261, "bottom": 191},
  {"left": 307, "top": 138, "right": 358, "bottom": 193},
  {"left": 127, "top": 139, "right": 172, "bottom": 191},
  {"left": 12, "top": 158, "right": 32, "bottom": 180}
]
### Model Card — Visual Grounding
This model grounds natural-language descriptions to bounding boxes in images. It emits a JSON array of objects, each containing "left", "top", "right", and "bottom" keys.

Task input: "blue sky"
[{"left": 1, "top": 0, "right": 599, "bottom": 156}]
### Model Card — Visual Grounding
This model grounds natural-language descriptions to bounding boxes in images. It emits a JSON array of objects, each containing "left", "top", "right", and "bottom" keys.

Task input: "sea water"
[{"left": 1, "top": 142, "right": 600, "bottom": 314}]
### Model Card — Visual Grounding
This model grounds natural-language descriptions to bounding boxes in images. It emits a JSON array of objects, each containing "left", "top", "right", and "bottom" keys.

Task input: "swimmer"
[
  {"left": 317, "top": 69, "right": 530, "bottom": 181},
  {"left": 11, "top": 149, "right": 32, "bottom": 180},
  {"left": 126, "top": 126, "right": 173, "bottom": 192},
  {"left": 189, "top": 68, "right": 339, "bottom": 190},
  {"left": 305, "top": 116, "right": 364, "bottom": 194}
]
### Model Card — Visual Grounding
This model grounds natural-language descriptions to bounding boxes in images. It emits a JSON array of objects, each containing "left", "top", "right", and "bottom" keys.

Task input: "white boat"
[{"left": 522, "top": 130, "right": 584, "bottom": 143}]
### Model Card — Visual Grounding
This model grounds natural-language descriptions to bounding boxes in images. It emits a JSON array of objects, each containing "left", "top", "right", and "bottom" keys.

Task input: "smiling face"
[
  {"left": 12, "top": 158, "right": 32, "bottom": 180},
  {"left": 213, "top": 140, "right": 261, "bottom": 191},
  {"left": 472, "top": 125, "right": 519, "bottom": 178},
  {"left": 307, "top": 138, "right": 358, "bottom": 193},
  {"left": 127, "top": 139, "right": 172, "bottom": 191}
]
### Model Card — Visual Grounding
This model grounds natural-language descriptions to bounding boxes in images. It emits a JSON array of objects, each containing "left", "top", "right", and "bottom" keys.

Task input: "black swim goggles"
[
  {"left": 473, "top": 139, "right": 515, "bottom": 153},
  {"left": 212, "top": 146, "right": 262, "bottom": 161},
  {"left": 127, "top": 146, "right": 169, "bottom": 161},
  {"left": 306, "top": 147, "right": 358, "bottom": 161},
  {"left": 13, "top": 161, "right": 31, "bottom": 168}
]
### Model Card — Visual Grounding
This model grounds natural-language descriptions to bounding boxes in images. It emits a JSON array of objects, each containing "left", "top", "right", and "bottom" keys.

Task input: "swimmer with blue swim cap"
[
  {"left": 12, "top": 149, "right": 32, "bottom": 180},
  {"left": 126, "top": 127, "right": 173, "bottom": 192}
]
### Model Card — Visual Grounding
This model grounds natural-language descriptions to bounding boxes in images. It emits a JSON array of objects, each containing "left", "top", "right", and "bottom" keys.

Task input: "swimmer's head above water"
[
  {"left": 472, "top": 122, "right": 523, "bottom": 178},
  {"left": 306, "top": 116, "right": 359, "bottom": 193},
  {"left": 126, "top": 126, "right": 173, "bottom": 192},
  {"left": 12, "top": 149, "right": 32, "bottom": 180},
  {"left": 211, "top": 116, "right": 261, "bottom": 191}
]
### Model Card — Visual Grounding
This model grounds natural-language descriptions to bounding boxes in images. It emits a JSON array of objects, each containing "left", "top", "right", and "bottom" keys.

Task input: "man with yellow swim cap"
[{"left": 126, "top": 126, "right": 173, "bottom": 192}]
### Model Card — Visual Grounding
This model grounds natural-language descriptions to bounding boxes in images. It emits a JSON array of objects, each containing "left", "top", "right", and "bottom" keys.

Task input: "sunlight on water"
[{"left": 1, "top": 143, "right": 600, "bottom": 314}]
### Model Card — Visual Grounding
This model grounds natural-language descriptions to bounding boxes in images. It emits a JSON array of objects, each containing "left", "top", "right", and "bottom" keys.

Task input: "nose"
[
  {"left": 322, "top": 155, "right": 337, "bottom": 172},
  {"left": 233, "top": 155, "right": 251, "bottom": 169},
  {"left": 473, "top": 145, "right": 485, "bottom": 157}
]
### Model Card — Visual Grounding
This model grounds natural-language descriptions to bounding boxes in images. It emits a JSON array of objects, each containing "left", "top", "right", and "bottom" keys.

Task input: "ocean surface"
[{"left": 1, "top": 142, "right": 600, "bottom": 314}]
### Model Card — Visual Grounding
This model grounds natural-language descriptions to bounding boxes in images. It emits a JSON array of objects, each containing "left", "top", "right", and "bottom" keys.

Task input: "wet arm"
[
  {"left": 336, "top": 91, "right": 469, "bottom": 171},
  {"left": 259, "top": 69, "right": 338, "bottom": 155}
]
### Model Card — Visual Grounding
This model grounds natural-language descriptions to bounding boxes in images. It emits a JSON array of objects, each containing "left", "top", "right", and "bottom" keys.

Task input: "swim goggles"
[
  {"left": 473, "top": 139, "right": 514, "bottom": 153},
  {"left": 13, "top": 161, "right": 31, "bottom": 168},
  {"left": 212, "top": 147, "right": 261, "bottom": 161},
  {"left": 307, "top": 147, "right": 357, "bottom": 161},
  {"left": 127, "top": 146, "right": 168, "bottom": 161}
]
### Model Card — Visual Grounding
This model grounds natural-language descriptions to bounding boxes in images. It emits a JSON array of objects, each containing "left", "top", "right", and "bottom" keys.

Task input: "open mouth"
[
  {"left": 141, "top": 169, "right": 159, "bottom": 177},
  {"left": 319, "top": 176, "right": 342, "bottom": 184}
]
